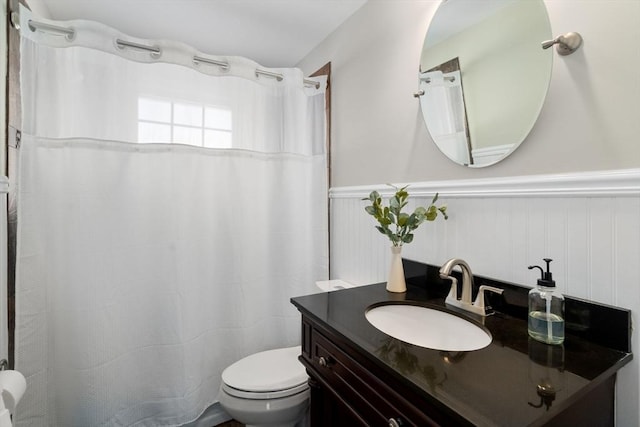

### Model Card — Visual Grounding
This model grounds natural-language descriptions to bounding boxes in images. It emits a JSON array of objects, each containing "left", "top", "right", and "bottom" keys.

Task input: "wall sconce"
[{"left": 542, "top": 32, "right": 583, "bottom": 55}]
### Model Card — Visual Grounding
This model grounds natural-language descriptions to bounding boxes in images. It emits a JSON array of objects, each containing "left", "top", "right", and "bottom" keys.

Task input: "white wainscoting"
[{"left": 329, "top": 168, "right": 640, "bottom": 425}]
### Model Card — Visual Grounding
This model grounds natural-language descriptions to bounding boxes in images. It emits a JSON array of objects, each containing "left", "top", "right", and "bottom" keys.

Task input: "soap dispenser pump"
[{"left": 528, "top": 258, "right": 565, "bottom": 345}]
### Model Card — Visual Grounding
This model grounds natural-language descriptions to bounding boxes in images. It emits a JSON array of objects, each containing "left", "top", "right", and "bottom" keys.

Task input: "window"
[{"left": 138, "top": 98, "right": 232, "bottom": 148}]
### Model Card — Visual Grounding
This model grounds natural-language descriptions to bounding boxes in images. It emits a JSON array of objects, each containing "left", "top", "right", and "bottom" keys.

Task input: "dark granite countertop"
[{"left": 291, "top": 260, "right": 632, "bottom": 427}]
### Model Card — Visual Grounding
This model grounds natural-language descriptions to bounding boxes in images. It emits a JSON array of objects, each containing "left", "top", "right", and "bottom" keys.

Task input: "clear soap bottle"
[{"left": 528, "top": 258, "right": 565, "bottom": 345}]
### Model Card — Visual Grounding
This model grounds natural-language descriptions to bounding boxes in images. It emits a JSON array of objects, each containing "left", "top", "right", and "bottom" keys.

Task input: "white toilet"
[{"left": 218, "top": 346, "right": 309, "bottom": 427}]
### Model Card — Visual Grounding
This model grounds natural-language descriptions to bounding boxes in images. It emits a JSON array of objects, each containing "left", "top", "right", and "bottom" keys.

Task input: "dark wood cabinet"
[{"left": 299, "top": 316, "right": 469, "bottom": 427}]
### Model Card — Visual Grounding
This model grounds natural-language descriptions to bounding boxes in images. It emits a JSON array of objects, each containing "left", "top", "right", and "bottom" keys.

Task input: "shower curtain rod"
[
  {"left": 28, "top": 19, "right": 321, "bottom": 89},
  {"left": 421, "top": 75, "right": 456, "bottom": 84},
  {"left": 192, "top": 55, "right": 320, "bottom": 88},
  {"left": 28, "top": 19, "right": 75, "bottom": 40}
]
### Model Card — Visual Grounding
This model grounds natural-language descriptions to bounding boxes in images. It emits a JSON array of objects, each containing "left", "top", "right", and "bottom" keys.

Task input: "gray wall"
[{"left": 297, "top": 0, "right": 640, "bottom": 187}]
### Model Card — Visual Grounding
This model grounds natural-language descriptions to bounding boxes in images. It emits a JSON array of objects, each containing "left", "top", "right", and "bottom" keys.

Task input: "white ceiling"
[{"left": 27, "top": 0, "right": 368, "bottom": 68}]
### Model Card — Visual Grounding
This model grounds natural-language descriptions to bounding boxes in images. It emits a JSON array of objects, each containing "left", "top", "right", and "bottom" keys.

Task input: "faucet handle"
[{"left": 474, "top": 285, "right": 504, "bottom": 315}]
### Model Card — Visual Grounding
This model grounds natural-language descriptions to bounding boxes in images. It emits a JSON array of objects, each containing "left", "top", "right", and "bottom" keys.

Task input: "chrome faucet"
[
  {"left": 439, "top": 258, "right": 503, "bottom": 316},
  {"left": 440, "top": 258, "right": 474, "bottom": 305}
]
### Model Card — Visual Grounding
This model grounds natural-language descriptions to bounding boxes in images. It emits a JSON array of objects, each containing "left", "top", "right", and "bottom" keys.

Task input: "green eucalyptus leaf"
[
  {"left": 414, "top": 206, "right": 427, "bottom": 216},
  {"left": 390, "top": 196, "right": 400, "bottom": 209},
  {"left": 412, "top": 214, "right": 425, "bottom": 228},
  {"left": 363, "top": 185, "right": 449, "bottom": 245},
  {"left": 398, "top": 213, "right": 409, "bottom": 227},
  {"left": 426, "top": 205, "right": 438, "bottom": 221}
]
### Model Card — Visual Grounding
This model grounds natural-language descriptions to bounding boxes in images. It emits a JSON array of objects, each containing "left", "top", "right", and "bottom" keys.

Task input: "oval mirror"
[{"left": 419, "top": 0, "right": 552, "bottom": 167}]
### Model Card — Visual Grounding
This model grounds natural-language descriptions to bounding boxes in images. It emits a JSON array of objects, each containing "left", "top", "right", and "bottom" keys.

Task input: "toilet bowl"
[{"left": 218, "top": 346, "right": 309, "bottom": 427}]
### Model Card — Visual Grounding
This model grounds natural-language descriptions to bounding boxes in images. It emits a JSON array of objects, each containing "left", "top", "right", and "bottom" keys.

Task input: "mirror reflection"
[{"left": 419, "top": 0, "right": 552, "bottom": 167}]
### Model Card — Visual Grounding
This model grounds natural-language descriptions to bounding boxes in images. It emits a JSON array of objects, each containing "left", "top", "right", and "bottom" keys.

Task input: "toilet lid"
[{"left": 222, "top": 346, "right": 307, "bottom": 393}]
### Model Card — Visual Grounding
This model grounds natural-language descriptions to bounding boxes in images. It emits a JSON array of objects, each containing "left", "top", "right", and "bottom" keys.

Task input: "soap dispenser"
[{"left": 528, "top": 258, "right": 565, "bottom": 345}]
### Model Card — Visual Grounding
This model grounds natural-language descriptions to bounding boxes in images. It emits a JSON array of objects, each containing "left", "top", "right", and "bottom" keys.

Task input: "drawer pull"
[
  {"left": 318, "top": 356, "right": 335, "bottom": 368},
  {"left": 388, "top": 418, "right": 402, "bottom": 427}
]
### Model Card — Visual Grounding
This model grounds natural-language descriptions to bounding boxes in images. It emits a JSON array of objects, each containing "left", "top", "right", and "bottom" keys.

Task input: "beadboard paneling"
[
  {"left": 330, "top": 169, "right": 640, "bottom": 306},
  {"left": 332, "top": 193, "right": 640, "bottom": 304}
]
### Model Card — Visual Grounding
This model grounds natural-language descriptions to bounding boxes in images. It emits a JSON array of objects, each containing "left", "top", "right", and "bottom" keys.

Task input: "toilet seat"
[
  {"left": 221, "top": 346, "right": 308, "bottom": 400},
  {"left": 221, "top": 381, "right": 308, "bottom": 400}
]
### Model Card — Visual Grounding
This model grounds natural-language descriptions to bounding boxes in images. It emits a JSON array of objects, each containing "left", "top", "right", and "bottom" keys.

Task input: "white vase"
[{"left": 386, "top": 245, "right": 407, "bottom": 293}]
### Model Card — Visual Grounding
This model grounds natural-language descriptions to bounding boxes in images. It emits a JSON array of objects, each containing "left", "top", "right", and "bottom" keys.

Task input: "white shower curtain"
[
  {"left": 419, "top": 70, "right": 470, "bottom": 165},
  {"left": 15, "top": 9, "right": 327, "bottom": 427}
]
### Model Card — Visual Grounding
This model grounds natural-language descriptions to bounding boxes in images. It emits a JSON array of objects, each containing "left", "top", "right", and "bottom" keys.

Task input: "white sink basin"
[{"left": 365, "top": 303, "right": 492, "bottom": 351}]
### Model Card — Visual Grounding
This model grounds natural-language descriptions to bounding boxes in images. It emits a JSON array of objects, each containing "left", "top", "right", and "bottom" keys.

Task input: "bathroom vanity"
[{"left": 291, "top": 260, "right": 632, "bottom": 426}]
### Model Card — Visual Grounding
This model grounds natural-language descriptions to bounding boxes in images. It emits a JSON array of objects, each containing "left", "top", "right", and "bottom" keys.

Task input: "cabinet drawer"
[{"left": 311, "top": 330, "right": 438, "bottom": 426}]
